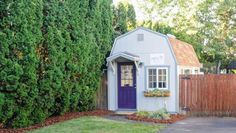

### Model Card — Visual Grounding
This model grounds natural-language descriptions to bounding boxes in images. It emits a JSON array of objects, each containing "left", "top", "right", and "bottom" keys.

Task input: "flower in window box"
[
  {"left": 164, "top": 92, "right": 170, "bottom": 97},
  {"left": 144, "top": 89, "right": 170, "bottom": 97}
]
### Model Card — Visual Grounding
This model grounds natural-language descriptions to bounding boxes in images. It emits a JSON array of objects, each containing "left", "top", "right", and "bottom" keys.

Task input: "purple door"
[{"left": 118, "top": 62, "right": 136, "bottom": 109}]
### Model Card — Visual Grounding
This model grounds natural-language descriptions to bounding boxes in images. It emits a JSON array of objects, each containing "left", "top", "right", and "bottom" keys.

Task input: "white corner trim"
[
  {"left": 134, "top": 60, "right": 139, "bottom": 74},
  {"left": 108, "top": 61, "right": 115, "bottom": 74}
]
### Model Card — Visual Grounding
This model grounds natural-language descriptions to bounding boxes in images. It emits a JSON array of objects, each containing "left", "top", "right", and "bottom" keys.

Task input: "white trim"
[
  {"left": 134, "top": 61, "right": 139, "bottom": 74},
  {"left": 107, "top": 52, "right": 140, "bottom": 62},
  {"left": 107, "top": 52, "right": 140, "bottom": 73},
  {"left": 109, "top": 61, "right": 115, "bottom": 74},
  {"left": 146, "top": 67, "right": 169, "bottom": 90}
]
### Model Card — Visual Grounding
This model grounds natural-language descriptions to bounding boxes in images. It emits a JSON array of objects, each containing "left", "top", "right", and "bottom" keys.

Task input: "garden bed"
[
  {"left": 0, "top": 109, "right": 113, "bottom": 133},
  {"left": 127, "top": 113, "right": 185, "bottom": 124}
]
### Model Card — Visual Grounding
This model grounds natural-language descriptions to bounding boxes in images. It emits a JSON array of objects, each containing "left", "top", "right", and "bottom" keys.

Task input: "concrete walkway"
[{"left": 160, "top": 117, "right": 236, "bottom": 133}]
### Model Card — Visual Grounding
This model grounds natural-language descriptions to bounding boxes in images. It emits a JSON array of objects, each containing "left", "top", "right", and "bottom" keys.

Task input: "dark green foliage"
[
  {"left": 0, "top": 0, "right": 113, "bottom": 128},
  {"left": 136, "top": 108, "right": 170, "bottom": 120},
  {"left": 113, "top": 2, "right": 136, "bottom": 37},
  {"left": 126, "top": 4, "right": 136, "bottom": 30},
  {"left": 0, "top": 0, "right": 43, "bottom": 127},
  {"left": 116, "top": 3, "right": 128, "bottom": 34}
]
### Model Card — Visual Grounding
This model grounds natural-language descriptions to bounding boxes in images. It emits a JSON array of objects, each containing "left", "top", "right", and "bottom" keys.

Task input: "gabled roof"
[
  {"left": 168, "top": 37, "right": 201, "bottom": 67},
  {"left": 107, "top": 51, "right": 140, "bottom": 62},
  {"left": 110, "top": 27, "right": 201, "bottom": 68}
]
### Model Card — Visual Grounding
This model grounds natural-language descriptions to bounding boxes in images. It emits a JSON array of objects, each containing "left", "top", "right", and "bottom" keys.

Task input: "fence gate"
[{"left": 179, "top": 74, "right": 236, "bottom": 116}]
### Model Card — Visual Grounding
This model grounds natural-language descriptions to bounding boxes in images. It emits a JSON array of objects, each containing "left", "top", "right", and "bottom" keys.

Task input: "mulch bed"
[
  {"left": 127, "top": 113, "right": 185, "bottom": 124},
  {"left": 0, "top": 109, "right": 113, "bottom": 133}
]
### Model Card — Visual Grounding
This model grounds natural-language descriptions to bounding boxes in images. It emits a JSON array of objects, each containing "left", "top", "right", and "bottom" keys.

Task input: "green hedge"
[{"left": 0, "top": 0, "right": 113, "bottom": 128}]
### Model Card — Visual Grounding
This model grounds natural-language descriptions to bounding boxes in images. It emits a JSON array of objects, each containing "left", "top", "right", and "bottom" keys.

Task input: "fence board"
[
  {"left": 180, "top": 74, "right": 236, "bottom": 116},
  {"left": 95, "top": 71, "right": 108, "bottom": 109}
]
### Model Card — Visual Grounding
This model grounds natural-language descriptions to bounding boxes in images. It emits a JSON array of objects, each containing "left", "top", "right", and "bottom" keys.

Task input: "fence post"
[{"left": 182, "top": 76, "right": 191, "bottom": 112}]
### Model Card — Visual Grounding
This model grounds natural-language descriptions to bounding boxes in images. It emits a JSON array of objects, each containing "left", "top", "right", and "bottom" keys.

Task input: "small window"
[
  {"left": 158, "top": 69, "right": 167, "bottom": 88},
  {"left": 148, "top": 69, "right": 157, "bottom": 88},
  {"left": 137, "top": 34, "right": 144, "bottom": 41},
  {"left": 147, "top": 67, "right": 168, "bottom": 89},
  {"left": 184, "top": 69, "right": 191, "bottom": 75},
  {"left": 195, "top": 69, "right": 198, "bottom": 74}
]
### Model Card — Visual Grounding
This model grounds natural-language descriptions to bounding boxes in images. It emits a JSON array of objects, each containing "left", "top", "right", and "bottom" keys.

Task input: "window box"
[{"left": 144, "top": 89, "right": 170, "bottom": 97}]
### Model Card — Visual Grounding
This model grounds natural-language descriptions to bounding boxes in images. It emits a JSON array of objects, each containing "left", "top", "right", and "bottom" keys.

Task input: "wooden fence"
[
  {"left": 179, "top": 74, "right": 236, "bottom": 116},
  {"left": 95, "top": 70, "right": 108, "bottom": 109}
]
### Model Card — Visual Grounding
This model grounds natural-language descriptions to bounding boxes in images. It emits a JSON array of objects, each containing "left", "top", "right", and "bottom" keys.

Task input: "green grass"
[{"left": 28, "top": 116, "right": 164, "bottom": 133}]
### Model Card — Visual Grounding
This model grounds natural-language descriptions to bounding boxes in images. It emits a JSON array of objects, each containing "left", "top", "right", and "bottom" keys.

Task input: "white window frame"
[{"left": 146, "top": 67, "right": 169, "bottom": 90}]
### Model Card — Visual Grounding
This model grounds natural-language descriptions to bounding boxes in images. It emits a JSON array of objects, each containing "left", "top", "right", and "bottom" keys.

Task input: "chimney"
[{"left": 167, "top": 34, "right": 176, "bottom": 39}]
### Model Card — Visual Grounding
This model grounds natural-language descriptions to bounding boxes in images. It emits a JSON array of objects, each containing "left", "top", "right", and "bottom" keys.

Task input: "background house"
[
  {"left": 107, "top": 27, "right": 201, "bottom": 113},
  {"left": 226, "top": 61, "right": 236, "bottom": 74},
  {"left": 169, "top": 37, "right": 202, "bottom": 75}
]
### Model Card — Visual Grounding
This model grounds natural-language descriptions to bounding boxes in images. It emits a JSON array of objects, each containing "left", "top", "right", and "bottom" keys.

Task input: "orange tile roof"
[{"left": 168, "top": 37, "right": 201, "bottom": 67}]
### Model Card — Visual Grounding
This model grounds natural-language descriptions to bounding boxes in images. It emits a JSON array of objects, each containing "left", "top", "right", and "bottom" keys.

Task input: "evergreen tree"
[
  {"left": 0, "top": 0, "right": 43, "bottom": 127},
  {"left": 0, "top": 0, "right": 113, "bottom": 128},
  {"left": 126, "top": 4, "right": 136, "bottom": 31},
  {"left": 114, "top": 3, "right": 127, "bottom": 35},
  {"left": 113, "top": 2, "right": 136, "bottom": 37}
]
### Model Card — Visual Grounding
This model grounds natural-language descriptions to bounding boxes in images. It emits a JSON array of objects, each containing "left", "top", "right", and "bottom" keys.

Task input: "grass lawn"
[{"left": 28, "top": 116, "right": 165, "bottom": 133}]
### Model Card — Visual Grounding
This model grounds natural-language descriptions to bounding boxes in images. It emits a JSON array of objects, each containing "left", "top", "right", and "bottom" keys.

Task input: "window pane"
[
  {"left": 128, "top": 80, "right": 133, "bottom": 86},
  {"left": 153, "top": 76, "right": 157, "bottom": 82},
  {"left": 163, "top": 82, "right": 166, "bottom": 88},
  {"left": 149, "top": 69, "right": 152, "bottom": 75},
  {"left": 153, "top": 69, "right": 157, "bottom": 75},
  {"left": 158, "top": 82, "right": 162, "bottom": 88},
  {"left": 124, "top": 80, "right": 127, "bottom": 86},
  {"left": 153, "top": 82, "right": 157, "bottom": 88},
  {"left": 121, "top": 65, "right": 133, "bottom": 87},
  {"left": 159, "top": 69, "right": 162, "bottom": 75},
  {"left": 157, "top": 68, "right": 168, "bottom": 89},
  {"left": 121, "top": 80, "right": 125, "bottom": 86},
  {"left": 163, "top": 76, "right": 166, "bottom": 81},
  {"left": 163, "top": 69, "right": 166, "bottom": 75},
  {"left": 149, "top": 76, "right": 152, "bottom": 82},
  {"left": 148, "top": 68, "right": 158, "bottom": 89},
  {"left": 149, "top": 83, "right": 152, "bottom": 88}
]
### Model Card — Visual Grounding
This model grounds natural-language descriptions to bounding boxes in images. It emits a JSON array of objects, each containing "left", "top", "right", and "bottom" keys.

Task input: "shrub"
[
  {"left": 137, "top": 108, "right": 170, "bottom": 120},
  {"left": 149, "top": 108, "right": 170, "bottom": 120},
  {"left": 136, "top": 111, "right": 150, "bottom": 117}
]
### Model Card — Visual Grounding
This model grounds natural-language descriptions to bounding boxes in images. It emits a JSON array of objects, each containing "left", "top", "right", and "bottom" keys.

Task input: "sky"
[{"left": 112, "top": 0, "right": 181, "bottom": 22}]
